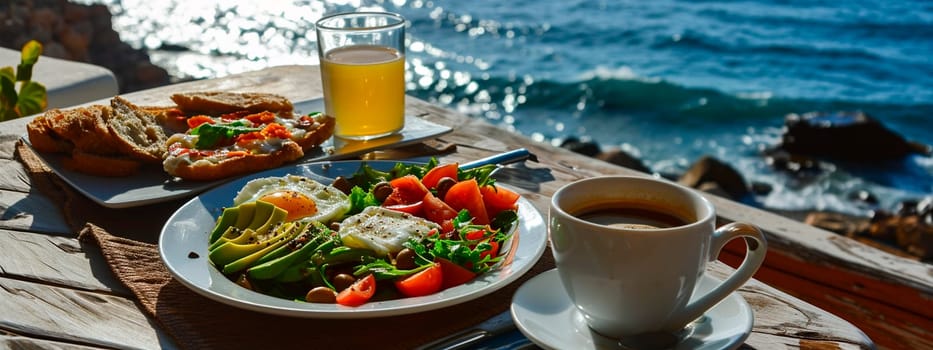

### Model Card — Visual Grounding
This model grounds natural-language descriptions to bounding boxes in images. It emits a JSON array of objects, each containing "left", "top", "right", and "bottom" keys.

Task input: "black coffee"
[{"left": 573, "top": 201, "right": 691, "bottom": 229}]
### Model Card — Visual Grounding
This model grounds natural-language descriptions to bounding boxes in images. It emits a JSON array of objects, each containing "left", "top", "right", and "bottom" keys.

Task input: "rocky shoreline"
[
  {"left": 1, "top": 0, "right": 170, "bottom": 93},
  {"left": 562, "top": 111, "right": 932, "bottom": 262},
  {"left": 4, "top": 0, "right": 931, "bottom": 261}
]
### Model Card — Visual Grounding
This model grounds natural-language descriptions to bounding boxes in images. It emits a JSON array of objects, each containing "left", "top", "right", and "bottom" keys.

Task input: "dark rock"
[
  {"left": 779, "top": 111, "right": 929, "bottom": 161},
  {"left": 560, "top": 137, "right": 601, "bottom": 157},
  {"left": 867, "top": 198, "right": 933, "bottom": 260},
  {"left": 1, "top": 0, "right": 171, "bottom": 93},
  {"left": 595, "top": 148, "right": 651, "bottom": 173},
  {"left": 763, "top": 148, "right": 831, "bottom": 180},
  {"left": 750, "top": 181, "right": 773, "bottom": 196},
  {"left": 678, "top": 156, "right": 749, "bottom": 200}
]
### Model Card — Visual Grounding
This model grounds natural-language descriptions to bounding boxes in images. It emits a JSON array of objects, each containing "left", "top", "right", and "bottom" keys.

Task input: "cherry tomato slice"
[
  {"left": 384, "top": 175, "right": 430, "bottom": 206},
  {"left": 444, "top": 179, "right": 489, "bottom": 225},
  {"left": 479, "top": 184, "right": 520, "bottom": 219},
  {"left": 421, "top": 163, "right": 459, "bottom": 189},
  {"left": 436, "top": 258, "right": 476, "bottom": 289},
  {"left": 336, "top": 274, "right": 376, "bottom": 307},
  {"left": 422, "top": 192, "right": 458, "bottom": 225},
  {"left": 394, "top": 263, "right": 444, "bottom": 297}
]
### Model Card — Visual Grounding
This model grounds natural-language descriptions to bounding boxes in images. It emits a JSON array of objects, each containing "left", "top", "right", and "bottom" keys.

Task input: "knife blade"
[{"left": 416, "top": 309, "right": 518, "bottom": 350}]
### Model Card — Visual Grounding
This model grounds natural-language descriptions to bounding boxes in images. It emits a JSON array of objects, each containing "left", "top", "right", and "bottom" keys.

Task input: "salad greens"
[
  {"left": 191, "top": 120, "right": 260, "bottom": 149},
  {"left": 209, "top": 158, "right": 520, "bottom": 305}
]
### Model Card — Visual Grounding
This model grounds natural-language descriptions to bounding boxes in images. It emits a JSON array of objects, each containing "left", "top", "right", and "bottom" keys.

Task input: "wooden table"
[{"left": 0, "top": 65, "right": 878, "bottom": 349}]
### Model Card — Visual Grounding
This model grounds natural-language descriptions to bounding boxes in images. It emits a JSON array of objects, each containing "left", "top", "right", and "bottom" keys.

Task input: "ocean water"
[{"left": 81, "top": 0, "right": 932, "bottom": 215}]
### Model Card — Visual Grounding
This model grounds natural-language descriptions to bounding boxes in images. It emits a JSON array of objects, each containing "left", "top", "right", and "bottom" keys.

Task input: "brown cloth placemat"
[{"left": 15, "top": 141, "right": 554, "bottom": 349}]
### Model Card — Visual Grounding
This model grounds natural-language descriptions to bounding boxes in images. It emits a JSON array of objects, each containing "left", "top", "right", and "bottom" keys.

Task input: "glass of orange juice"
[{"left": 316, "top": 12, "right": 406, "bottom": 140}]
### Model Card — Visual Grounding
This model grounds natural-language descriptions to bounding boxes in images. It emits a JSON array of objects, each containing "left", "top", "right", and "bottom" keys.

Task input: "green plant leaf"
[
  {"left": 15, "top": 81, "right": 46, "bottom": 117},
  {"left": 16, "top": 63, "right": 33, "bottom": 82},
  {"left": 0, "top": 67, "right": 13, "bottom": 82},
  {"left": 0, "top": 73, "right": 17, "bottom": 109},
  {"left": 21, "top": 40, "right": 42, "bottom": 65}
]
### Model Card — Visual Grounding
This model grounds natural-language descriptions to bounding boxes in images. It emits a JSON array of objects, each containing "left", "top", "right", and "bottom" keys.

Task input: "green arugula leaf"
[{"left": 190, "top": 120, "right": 260, "bottom": 149}]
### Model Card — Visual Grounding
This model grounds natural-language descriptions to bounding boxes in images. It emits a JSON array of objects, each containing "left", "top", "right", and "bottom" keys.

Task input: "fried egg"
[
  {"left": 232, "top": 175, "right": 350, "bottom": 223},
  {"left": 339, "top": 206, "right": 441, "bottom": 256}
]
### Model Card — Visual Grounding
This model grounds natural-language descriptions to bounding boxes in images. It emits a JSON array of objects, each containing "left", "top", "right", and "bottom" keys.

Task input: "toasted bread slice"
[
  {"left": 62, "top": 149, "right": 142, "bottom": 177},
  {"left": 164, "top": 142, "right": 305, "bottom": 181},
  {"left": 107, "top": 97, "right": 169, "bottom": 163},
  {"left": 293, "top": 114, "right": 336, "bottom": 151},
  {"left": 45, "top": 105, "right": 121, "bottom": 155},
  {"left": 170, "top": 92, "right": 294, "bottom": 115},
  {"left": 26, "top": 112, "right": 73, "bottom": 153}
]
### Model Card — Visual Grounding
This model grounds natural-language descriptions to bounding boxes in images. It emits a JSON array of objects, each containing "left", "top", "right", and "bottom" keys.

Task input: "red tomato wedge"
[
  {"left": 336, "top": 274, "right": 376, "bottom": 307},
  {"left": 444, "top": 179, "right": 489, "bottom": 225},
  {"left": 436, "top": 258, "right": 477, "bottom": 289},
  {"left": 384, "top": 175, "right": 430, "bottom": 206},
  {"left": 421, "top": 163, "right": 459, "bottom": 189},
  {"left": 479, "top": 184, "right": 520, "bottom": 219},
  {"left": 422, "top": 192, "right": 458, "bottom": 225},
  {"left": 394, "top": 263, "right": 444, "bottom": 297}
]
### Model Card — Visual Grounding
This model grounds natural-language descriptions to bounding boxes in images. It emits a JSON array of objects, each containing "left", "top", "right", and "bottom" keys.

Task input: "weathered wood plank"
[
  {"left": 0, "top": 228, "right": 126, "bottom": 295},
  {"left": 706, "top": 264, "right": 873, "bottom": 350},
  {"left": 0, "top": 276, "right": 175, "bottom": 349},
  {"left": 0, "top": 333, "right": 103, "bottom": 349},
  {"left": 721, "top": 245, "right": 933, "bottom": 350},
  {"left": 0, "top": 189, "right": 71, "bottom": 236}
]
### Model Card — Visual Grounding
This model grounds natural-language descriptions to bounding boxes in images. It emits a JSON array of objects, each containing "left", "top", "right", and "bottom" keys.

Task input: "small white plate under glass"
[{"left": 510, "top": 269, "right": 754, "bottom": 350}]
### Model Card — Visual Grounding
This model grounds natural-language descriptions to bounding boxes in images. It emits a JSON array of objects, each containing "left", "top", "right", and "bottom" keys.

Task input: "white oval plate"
[{"left": 159, "top": 160, "right": 547, "bottom": 318}]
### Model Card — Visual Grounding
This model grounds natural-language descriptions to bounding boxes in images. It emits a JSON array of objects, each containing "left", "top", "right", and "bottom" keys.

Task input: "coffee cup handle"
[{"left": 666, "top": 222, "right": 767, "bottom": 332}]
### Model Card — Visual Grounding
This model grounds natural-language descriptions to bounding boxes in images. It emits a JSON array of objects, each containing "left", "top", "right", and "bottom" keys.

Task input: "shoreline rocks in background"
[
  {"left": 0, "top": 0, "right": 170, "bottom": 93},
  {"left": 560, "top": 136, "right": 932, "bottom": 262},
  {"left": 776, "top": 111, "right": 932, "bottom": 161}
]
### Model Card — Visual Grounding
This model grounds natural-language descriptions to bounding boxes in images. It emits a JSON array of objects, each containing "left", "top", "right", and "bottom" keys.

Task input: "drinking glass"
[{"left": 316, "top": 12, "right": 406, "bottom": 140}]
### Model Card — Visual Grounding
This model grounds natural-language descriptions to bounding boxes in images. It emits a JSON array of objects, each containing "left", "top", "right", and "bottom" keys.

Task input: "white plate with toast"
[{"left": 24, "top": 98, "right": 452, "bottom": 208}]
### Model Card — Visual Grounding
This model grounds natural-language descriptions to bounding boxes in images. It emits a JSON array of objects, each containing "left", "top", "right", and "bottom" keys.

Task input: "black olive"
[
  {"left": 305, "top": 286, "right": 338, "bottom": 303},
  {"left": 372, "top": 181, "right": 394, "bottom": 202},
  {"left": 395, "top": 248, "right": 418, "bottom": 270},
  {"left": 332, "top": 176, "right": 353, "bottom": 194},
  {"left": 435, "top": 177, "right": 457, "bottom": 200},
  {"left": 333, "top": 273, "right": 357, "bottom": 292}
]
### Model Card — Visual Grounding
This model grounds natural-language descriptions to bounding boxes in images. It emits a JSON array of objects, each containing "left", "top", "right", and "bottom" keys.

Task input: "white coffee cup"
[{"left": 549, "top": 176, "right": 767, "bottom": 339}]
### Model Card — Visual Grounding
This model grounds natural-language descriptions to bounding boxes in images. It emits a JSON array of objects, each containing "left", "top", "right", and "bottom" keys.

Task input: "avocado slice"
[
  {"left": 209, "top": 206, "right": 240, "bottom": 244},
  {"left": 208, "top": 202, "right": 258, "bottom": 251},
  {"left": 221, "top": 222, "right": 302, "bottom": 274},
  {"left": 247, "top": 200, "right": 276, "bottom": 230},
  {"left": 209, "top": 201, "right": 278, "bottom": 250},
  {"left": 208, "top": 206, "right": 288, "bottom": 267},
  {"left": 247, "top": 223, "right": 333, "bottom": 280}
]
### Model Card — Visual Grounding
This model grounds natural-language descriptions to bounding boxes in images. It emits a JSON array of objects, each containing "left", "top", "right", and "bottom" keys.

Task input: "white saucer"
[{"left": 510, "top": 269, "right": 753, "bottom": 350}]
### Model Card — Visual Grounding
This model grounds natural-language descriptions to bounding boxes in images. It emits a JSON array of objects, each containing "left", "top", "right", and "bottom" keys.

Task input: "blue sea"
[{"left": 84, "top": 0, "right": 933, "bottom": 216}]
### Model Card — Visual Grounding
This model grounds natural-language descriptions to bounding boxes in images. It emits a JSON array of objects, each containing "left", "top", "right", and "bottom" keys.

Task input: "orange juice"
[{"left": 321, "top": 45, "right": 405, "bottom": 140}]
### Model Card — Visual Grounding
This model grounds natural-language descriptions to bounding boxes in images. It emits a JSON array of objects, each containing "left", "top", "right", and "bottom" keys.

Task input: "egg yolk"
[{"left": 259, "top": 190, "right": 318, "bottom": 221}]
